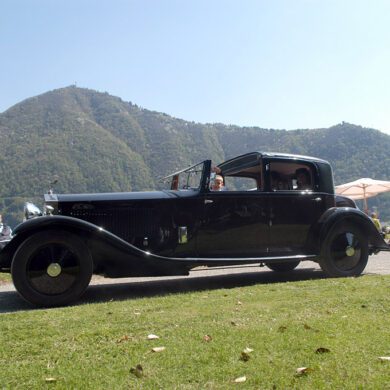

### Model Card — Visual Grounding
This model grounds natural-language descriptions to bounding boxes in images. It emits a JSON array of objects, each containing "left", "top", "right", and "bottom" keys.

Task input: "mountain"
[{"left": 0, "top": 86, "right": 389, "bottom": 226}]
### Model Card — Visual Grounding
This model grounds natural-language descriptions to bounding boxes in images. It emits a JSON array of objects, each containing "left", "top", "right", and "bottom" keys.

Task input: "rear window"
[{"left": 269, "top": 161, "right": 315, "bottom": 191}]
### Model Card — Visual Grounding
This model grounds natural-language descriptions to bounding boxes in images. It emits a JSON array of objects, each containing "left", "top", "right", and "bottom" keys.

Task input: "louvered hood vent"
[{"left": 69, "top": 207, "right": 158, "bottom": 242}]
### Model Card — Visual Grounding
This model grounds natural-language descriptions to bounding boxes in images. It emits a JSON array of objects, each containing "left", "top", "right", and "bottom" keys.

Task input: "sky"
[{"left": 1, "top": 0, "right": 390, "bottom": 134}]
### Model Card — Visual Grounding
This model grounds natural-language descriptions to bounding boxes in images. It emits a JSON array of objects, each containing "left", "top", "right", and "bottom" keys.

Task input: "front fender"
[
  {"left": 317, "top": 207, "right": 389, "bottom": 252},
  {"left": 11, "top": 215, "right": 181, "bottom": 260},
  {"left": 0, "top": 216, "right": 102, "bottom": 270},
  {"left": 1, "top": 216, "right": 191, "bottom": 276},
  {"left": 12, "top": 215, "right": 103, "bottom": 237}
]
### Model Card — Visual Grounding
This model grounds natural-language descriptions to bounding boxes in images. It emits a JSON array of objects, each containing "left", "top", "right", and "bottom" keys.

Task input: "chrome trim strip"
[{"left": 179, "top": 254, "right": 317, "bottom": 262}]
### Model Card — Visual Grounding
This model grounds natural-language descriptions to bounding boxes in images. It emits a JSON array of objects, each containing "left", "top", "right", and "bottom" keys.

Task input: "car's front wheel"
[
  {"left": 319, "top": 223, "right": 369, "bottom": 277},
  {"left": 267, "top": 261, "right": 300, "bottom": 272},
  {"left": 11, "top": 230, "right": 93, "bottom": 307}
]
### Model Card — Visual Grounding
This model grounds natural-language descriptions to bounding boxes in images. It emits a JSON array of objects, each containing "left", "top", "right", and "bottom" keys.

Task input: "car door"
[
  {"left": 196, "top": 187, "right": 269, "bottom": 258},
  {"left": 266, "top": 159, "right": 328, "bottom": 255}
]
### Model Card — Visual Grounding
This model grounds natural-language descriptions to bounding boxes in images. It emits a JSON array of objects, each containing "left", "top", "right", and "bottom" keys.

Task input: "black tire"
[
  {"left": 319, "top": 223, "right": 369, "bottom": 277},
  {"left": 267, "top": 261, "right": 300, "bottom": 272},
  {"left": 11, "top": 230, "right": 93, "bottom": 307}
]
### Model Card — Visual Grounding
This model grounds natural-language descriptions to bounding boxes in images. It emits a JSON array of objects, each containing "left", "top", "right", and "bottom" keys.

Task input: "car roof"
[
  {"left": 219, "top": 151, "right": 329, "bottom": 168},
  {"left": 260, "top": 151, "right": 329, "bottom": 164}
]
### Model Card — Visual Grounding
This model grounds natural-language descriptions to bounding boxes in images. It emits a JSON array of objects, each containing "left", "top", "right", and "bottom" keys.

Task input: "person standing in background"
[
  {"left": 370, "top": 212, "right": 381, "bottom": 231},
  {"left": 0, "top": 214, "right": 12, "bottom": 248}
]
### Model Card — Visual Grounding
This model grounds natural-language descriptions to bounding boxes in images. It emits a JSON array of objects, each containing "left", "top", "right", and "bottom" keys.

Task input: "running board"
[{"left": 181, "top": 254, "right": 317, "bottom": 263}]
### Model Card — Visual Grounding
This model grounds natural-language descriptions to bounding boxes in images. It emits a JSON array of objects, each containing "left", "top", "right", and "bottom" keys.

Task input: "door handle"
[
  {"left": 204, "top": 199, "right": 214, "bottom": 204},
  {"left": 312, "top": 197, "right": 322, "bottom": 202}
]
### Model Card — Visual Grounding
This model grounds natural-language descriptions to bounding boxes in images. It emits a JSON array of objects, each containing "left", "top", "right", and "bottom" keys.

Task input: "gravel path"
[
  {"left": 88, "top": 250, "right": 390, "bottom": 284},
  {"left": 0, "top": 251, "right": 389, "bottom": 313}
]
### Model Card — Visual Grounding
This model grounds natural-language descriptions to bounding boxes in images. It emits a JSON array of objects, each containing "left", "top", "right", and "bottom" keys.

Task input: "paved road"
[{"left": 0, "top": 251, "right": 389, "bottom": 313}]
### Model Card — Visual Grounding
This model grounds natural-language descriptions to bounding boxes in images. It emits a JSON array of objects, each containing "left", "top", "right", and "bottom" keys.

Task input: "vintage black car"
[{"left": 0, "top": 152, "right": 389, "bottom": 306}]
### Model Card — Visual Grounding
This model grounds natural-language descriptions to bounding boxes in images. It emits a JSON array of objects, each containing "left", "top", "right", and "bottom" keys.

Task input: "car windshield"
[{"left": 161, "top": 161, "right": 206, "bottom": 191}]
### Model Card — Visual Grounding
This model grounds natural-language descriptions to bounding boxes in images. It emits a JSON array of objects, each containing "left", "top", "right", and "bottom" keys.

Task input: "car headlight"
[{"left": 24, "top": 202, "right": 42, "bottom": 220}]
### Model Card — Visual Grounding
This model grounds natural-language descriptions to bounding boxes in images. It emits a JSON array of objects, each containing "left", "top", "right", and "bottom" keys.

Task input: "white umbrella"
[{"left": 335, "top": 178, "right": 390, "bottom": 213}]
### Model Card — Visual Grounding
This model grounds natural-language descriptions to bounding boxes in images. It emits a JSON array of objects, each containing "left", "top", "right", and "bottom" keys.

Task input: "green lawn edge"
[{"left": 1, "top": 275, "right": 390, "bottom": 389}]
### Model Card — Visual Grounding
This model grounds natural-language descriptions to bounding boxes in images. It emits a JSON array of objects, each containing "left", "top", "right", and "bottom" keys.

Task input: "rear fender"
[{"left": 317, "top": 207, "right": 389, "bottom": 252}]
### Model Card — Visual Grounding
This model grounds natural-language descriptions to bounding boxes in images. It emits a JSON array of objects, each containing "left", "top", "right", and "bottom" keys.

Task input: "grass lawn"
[
  {"left": 1, "top": 275, "right": 390, "bottom": 389},
  {"left": 0, "top": 272, "right": 11, "bottom": 284}
]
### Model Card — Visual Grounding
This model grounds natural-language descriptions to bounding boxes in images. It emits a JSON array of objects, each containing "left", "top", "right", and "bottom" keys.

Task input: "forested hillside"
[{"left": 0, "top": 86, "right": 389, "bottom": 226}]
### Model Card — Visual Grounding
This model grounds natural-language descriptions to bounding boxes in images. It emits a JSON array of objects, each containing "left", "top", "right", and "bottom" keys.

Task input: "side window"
[
  {"left": 212, "top": 163, "right": 263, "bottom": 191},
  {"left": 270, "top": 162, "right": 315, "bottom": 191},
  {"left": 224, "top": 176, "right": 258, "bottom": 191}
]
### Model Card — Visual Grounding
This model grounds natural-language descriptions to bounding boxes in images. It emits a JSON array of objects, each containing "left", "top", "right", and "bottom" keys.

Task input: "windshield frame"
[{"left": 160, "top": 160, "right": 211, "bottom": 192}]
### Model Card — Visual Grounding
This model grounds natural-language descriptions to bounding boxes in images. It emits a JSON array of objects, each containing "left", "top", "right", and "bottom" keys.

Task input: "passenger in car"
[
  {"left": 271, "top": 171, "right": 286, "bottom": 190},
  {"left": 296, "top": 168, "right": 312, "bottom": 190}
]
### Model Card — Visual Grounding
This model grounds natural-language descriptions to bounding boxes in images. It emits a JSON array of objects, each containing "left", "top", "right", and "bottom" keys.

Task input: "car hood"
[{"left": 44, "top": 190, "right": 175, "bottom": 203}]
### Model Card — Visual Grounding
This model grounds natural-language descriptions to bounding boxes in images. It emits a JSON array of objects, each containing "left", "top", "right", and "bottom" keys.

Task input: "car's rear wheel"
[
  {"left": 11, "top": 230, "right": 93, "bottom": 307},
  {"left": 267, "top": 261, "right": 300, "bottom": 272},
  {"left": 319, "top": 223, "right": 368, "bottom": 277}
]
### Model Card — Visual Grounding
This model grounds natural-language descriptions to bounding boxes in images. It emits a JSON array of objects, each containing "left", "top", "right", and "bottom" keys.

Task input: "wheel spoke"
[
  {"left": 58, "top": 247, "right": 71, "bottom": 264},
  {"left": 352, "top": 236, "right": 360, "bottom": 250},
  {"left": 48, "top": 244, "right": 57, "bottom": 263},
  {"left": 346, "top": 233, "right": 353, "bottom": 247}
]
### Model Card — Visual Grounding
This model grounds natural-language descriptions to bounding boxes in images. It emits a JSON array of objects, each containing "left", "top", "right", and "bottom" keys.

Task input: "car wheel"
[
  {"left": 267, "top": 261, "right": 300, "bottom": 272},
  {"left": 319, "top": 223, "right": 368, "bottom": 277},
  {"left": 11, "top": 230, "right": 93, "bottom": 307}
]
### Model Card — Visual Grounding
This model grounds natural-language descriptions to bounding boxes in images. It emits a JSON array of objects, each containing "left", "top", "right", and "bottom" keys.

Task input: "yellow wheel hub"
[{"left": 47, "top": 263, "right": 62, "bottom": 277}]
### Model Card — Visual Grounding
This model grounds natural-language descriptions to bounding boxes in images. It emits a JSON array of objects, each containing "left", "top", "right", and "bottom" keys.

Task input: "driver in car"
[{"left": 211, "top": 175, "right": 225, "bottom": 191}]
